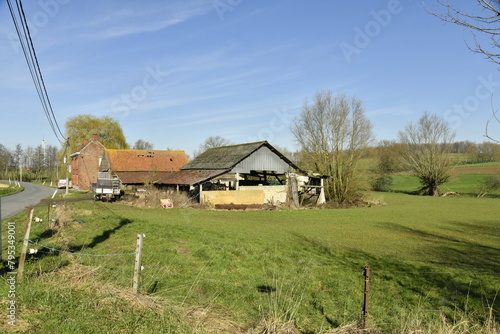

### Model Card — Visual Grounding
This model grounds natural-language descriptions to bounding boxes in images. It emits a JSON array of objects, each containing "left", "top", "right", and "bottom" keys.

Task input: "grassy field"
[
  {"left": 1, "top": 192, "right": 499, "bottom": 333},
  {"left": 0, "top": 182, "right": 23, "bottom": 197},
  {"left": 390, "top": 162, "right": 500, "bottom": 196}
]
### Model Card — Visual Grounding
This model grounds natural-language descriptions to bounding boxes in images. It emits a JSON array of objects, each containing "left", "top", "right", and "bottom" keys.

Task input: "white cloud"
[{"left": 78, "top": 1, "right": 213, "bottom": 40}]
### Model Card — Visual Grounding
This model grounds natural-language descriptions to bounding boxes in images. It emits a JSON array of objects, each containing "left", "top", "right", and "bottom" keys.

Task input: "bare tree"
[
  {"left": 193, "top": 136, "right": 232, "bottom": 158},
  {"left": 398, "top": 112, "right": 456, "bottom": 196},
  {"left": 133, "top": 139, "right": 154, "bottom": 150},
  {"left": 291, "top": 90, "right": 374, "bottom": 204},
  {"left": 0, "top": 144, "right": 12, "bottom": 177},
  {"left": 429, "top": 1, "right": 500, "bottom": 142},
  {"left": 429, "top": 0, "right": 500, "bottom": 65}
]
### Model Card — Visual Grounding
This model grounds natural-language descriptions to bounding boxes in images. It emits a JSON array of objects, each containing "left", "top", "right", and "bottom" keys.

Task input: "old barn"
[{"left": 156, "top": 141, "right": 325, "bottom": 206}]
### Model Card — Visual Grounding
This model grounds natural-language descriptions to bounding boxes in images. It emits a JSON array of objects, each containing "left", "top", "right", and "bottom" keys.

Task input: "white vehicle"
[{"left": 57, "top": 179, "right": 68, "bottom": 189}]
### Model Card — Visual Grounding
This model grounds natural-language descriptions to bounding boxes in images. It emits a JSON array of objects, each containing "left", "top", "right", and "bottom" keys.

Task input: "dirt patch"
[
  {"left": 396, "top": 165, "right": 500, "bottom": 175},
  {"left": 450, "top": 166, "right": 500, "bottom": 174},
  {"left": 0, "top": 183, "right": 9, "bottom": 188}
]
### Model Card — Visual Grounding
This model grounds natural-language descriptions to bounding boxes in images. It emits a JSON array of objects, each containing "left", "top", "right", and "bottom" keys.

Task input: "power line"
[{"left": 6, "top": 0, "right": 66, "bottom": 144}]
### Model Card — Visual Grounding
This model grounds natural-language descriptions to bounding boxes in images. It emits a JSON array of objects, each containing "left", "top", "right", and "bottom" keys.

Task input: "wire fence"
[{"left": 25, "top": 239, "right": 135, "bottom": 257}]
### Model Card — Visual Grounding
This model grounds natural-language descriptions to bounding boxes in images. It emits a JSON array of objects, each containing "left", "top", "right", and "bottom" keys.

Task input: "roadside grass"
[
  {"left": 0, "top": 182, "right": 24, "bottom": 197},
  {"left": 1, "top": 193, "right": 499, "bottom": 333}
]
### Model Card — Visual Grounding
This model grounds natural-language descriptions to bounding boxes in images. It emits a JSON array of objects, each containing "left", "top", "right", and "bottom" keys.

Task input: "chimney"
[{"left": 92, "top": 134, "right": 98, "bottom": 141}]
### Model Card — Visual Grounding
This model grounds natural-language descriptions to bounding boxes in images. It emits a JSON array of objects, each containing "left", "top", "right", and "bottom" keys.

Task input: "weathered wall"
[{"left": 201, "top": 185, "right": 287, "bottom": 205}]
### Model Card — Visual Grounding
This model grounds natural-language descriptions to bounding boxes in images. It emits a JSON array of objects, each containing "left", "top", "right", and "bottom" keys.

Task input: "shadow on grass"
[
  {"left": 292, "top": 232, "right": 500, "bottom": 329},
  {"left": 67, "top": 218, "right": 133, "bottom": 252},
  {"left": 379, "top": 222, "right": 500, "bottom": 273},
  {"left": 0, "top": 218, "right": 134, "bottom": 276}
]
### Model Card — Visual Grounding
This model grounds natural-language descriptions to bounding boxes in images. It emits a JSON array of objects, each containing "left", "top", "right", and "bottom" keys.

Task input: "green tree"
[
  {"left": 372, "top": 140, "right": 401, "bottom": 192},
  {"left": 291, "top": 90, "right": 374, "bottom": 204},
  {"left": 65, "top": 114, "right": 129, "bottom": 154},
  {"left": 398, "top": 112, "right": 456, "bottom": 196}
]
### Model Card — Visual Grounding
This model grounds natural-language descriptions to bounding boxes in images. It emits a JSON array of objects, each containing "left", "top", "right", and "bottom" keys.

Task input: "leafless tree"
[
  {"left": 429, "top": 1, "right": 500, "bottom": 141},
  {"left": 429, "top": 0, "right": 500, "bottom": 65},
  {"left": 291, "top": 90, "right": 374, "bottom": 204},
  {"left": 193, "top": 136, "right": 232, "bottom": 158},
  {"left": 398, "top": 112, "right": 456, "bottom": 196},
  {"left": 133, "top": 139, "right": 154, "bottom": 150}
]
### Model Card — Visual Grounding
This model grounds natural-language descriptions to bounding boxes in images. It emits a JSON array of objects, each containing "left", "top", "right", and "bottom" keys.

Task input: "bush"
[{"left": 371, "top": 175, "right": 393, "bottom": 192}]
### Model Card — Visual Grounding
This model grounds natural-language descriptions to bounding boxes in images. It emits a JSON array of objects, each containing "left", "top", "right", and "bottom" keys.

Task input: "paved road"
[{"left": 0, "top": 181, "right": 57, "bottom": 221}]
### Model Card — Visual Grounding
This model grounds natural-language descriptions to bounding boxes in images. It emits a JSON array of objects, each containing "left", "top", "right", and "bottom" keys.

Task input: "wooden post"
[
  {"left": 18, "top": 208, "right": 34, "bottom": 280},
  {"left": 133, "top": 234, "right": 145, "bottom": 294},
  {"left": 47, "top": 203, "right": 51, "bottom": 223},
  {"left": 290, "top": 175, "right": 300, "bottom": 208},
  {"left": 362, "top": 264, "right": 370, "bottom": 329}
]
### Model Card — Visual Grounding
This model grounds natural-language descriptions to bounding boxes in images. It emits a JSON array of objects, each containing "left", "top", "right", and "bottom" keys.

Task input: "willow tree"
[
  {"left": 64, "top": 114, "right": 129, "bottom": 154},
  {"left": 398, "top": 112, "right": 456, "bottom": 196},
  {"left": 292, "top": 90, "right": 374, "bottom": 204}
]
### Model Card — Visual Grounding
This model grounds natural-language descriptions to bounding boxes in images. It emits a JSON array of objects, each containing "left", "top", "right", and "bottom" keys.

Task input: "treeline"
[
  {"left": 0, "top": 143, "right": 60, "bottom": 183},
  {"left": 366, "top": 140, "right": 500, "bottom": 164}
]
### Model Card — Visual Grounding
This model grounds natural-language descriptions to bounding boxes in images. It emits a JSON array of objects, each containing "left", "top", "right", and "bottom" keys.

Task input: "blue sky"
[{"left": 1, "top": 0, "right": 499, "bottom": 156}]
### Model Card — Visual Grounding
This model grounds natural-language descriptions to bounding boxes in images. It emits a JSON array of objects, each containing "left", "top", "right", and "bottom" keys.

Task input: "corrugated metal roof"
[
  {"left": 106, "top": 149, "right": 188, "bottom": 172},
  {"left": 181, "top": 141, "right": 299, "bottom": 171},
  {"left": 155, "top": 169, "right": 229, "bottom": 186}
]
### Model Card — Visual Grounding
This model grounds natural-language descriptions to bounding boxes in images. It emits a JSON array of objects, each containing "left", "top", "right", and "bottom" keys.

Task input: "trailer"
[{"left": 92, "top": 178, "right": 121, "bottom": 201}]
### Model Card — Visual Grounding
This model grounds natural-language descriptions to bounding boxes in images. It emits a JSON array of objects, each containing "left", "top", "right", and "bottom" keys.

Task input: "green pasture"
[{"left": 2, "top": 192, "right": 499, "bottom": 333}]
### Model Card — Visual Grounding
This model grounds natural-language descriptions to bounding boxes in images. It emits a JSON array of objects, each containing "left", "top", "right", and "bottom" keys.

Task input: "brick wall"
[{"left": 71, "top": 141, "right": 105, "bottom": 190}]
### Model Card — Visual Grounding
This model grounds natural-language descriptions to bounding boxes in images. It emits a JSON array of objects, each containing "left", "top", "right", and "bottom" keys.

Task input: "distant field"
[
  {"left": 391, "top": 174, "right": 500, "bottom": 195},
  {"left": 390, "top": 161, "right": 500, "bottom": 195},
  {"left": 1, "top": 193, "right": 499, "bottom": 333},
  {"left": 451, "top": 161, "right": 500, "bottom": 174}
]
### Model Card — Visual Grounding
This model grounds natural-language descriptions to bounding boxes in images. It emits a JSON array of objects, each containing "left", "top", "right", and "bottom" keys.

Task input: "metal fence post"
[{"left": 362, "top": 263, "right": 370, "bottom": 329}]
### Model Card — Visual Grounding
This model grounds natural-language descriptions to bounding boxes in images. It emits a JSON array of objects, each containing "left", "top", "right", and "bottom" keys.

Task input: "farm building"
[
  {"left": 99, "top": 149, "right": 188, "bottom": 187},
  {"left": 70, "top": 136, "right": 188, "bottom": 190},
  {"left": 156, "top": 141, "right": 326, "bottom": 206},
  {"left": 70, "top": 135, "right": 106, "bottom": 190}
]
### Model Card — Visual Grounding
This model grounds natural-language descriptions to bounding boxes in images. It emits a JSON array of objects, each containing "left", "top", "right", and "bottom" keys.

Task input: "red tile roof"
[
  {"left": 106, "top": 149, "right": 188, "bottom": 173},
  {"left": 113, "top": 171, "right": 175, "bottom": 184}
]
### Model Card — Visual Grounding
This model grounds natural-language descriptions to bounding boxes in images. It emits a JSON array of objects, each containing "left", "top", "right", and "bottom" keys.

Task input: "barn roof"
[
  {"left": 106, "top": 149, "right": 188, "bottom": 172},
  {"left": 181, "top": 141, "right": 298, "bottom": 171},
  {"left": 155, "top": 169, "right": 229, "bottom": 186}
]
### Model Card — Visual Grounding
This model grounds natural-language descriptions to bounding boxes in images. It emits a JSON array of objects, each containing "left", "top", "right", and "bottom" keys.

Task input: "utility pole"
[
  {"left": 64, "top": 139, "right": 70, "bottom": 195},
  {"left": 65, "top": 155, "right": 69, "bottom": 195}
]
